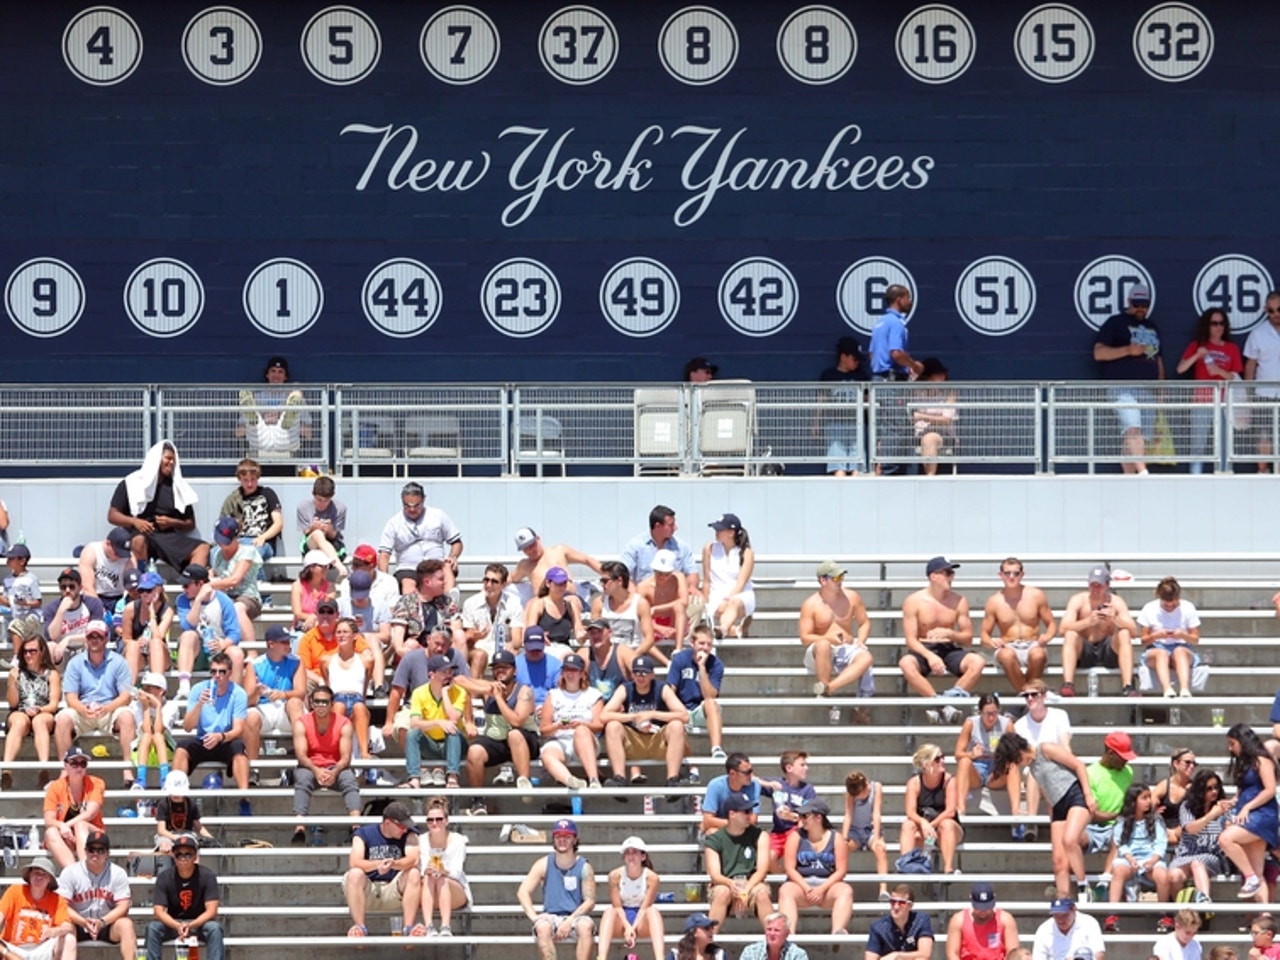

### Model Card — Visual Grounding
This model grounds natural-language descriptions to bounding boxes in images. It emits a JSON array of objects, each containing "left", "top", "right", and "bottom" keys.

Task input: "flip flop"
[{"left": 347, "top": 924, "right": 368, "bottom": 937}]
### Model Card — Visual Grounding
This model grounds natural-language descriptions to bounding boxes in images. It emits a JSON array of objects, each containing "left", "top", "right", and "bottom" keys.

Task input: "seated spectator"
[
  {"left": 666, "top": 625, "right": 725, "bottom": 760},
  {"left": 685, "top": 356, "right": 717, "bottom": 383},
  {"left": 665, "top": 913, "right": 726, "bottom": 960},
  {"left": 1138, "top": 576, "right": 1201, "bottom": 699},
  {"left": 899, "top": 743, "right": 964, "bottom": 875},
  {"left": 761, "top": 751, "right": 816, "bottom": 871},
  {"left": 3, "top": 621, "right": 60, "bottom": 790},
  {"left": 43, "top": 745, "right": 106, "bottom": 869},
  {"left": 842, "top": 771, "right": 890, "bottom": 901},
  {"left": 58, "top": 828, "right": 134, "bottom": 960},
  {"left": 526, "top": 566, "right": 587, "bottom": 653},
  {"left": 144, "top": 831, "right": 224, "bottom": 960},
  {"left": 53, "top": 621, "right": 136, "bottom": 787},
  {"left": 865, "top": 884, "right": 934, "bottom": 960},
  {"left": 953, "top": 693, "right": 1017, "bottom": 816},
  {"left": 174, "top": 563, "right": 244, "bottom": 694},
  {"left": 700, "top": 752, "right": 765, "bottom": 837},
  {"left": 593, "top": 561, "right": 657, "bottom": 664},
  {"left": 299, "top": 600, "right": 380, "bottom": 691},
  {"left": 1153, "top": 909, "right": 1202, "bottom": 960},
  {"left": 417, "top": 796, "right": 472, "bottom": 938},
  {"left": 207, "top": 516, "right": 263, "bottom": 644},
  {"left": 238, "top": 355, "right": 310, "bottom": 458},
  {"left": 1152, "top": 747, "right": 1197, "bottom": 846},
  {"left": 379, "top": 482, "right": 463, "bottom": 594},
  {"left": 601, "top": 654, "right": 689, "bottom": 793},
  {"left": 327, "top": 617, "right": 374, "bottom": 764},
  {"left": 218, "top": 458, "right": 284, "bottom": 562},
  {"left": 404, "top": 654, "right": 472, "bottom": 790},
  {"left": 1058, "top": 564, "right": 1139, "bottom": 698},
  {"left": 701, "top": 514, "right": 755, "bottom": 640},
  {"left": 517, "top": 817, "right": 596, "bottom": 960},
  {"left": 344, "top": 801, "right": 422, "bottom": 938},
  {"left": 464, "top": 650, "right": 538, "bottom": 812},
  {"left": 777, "top": 798, "right": 852, "bottom": 942},
  {"left": 1030, "top": 897, "right": 1103, "bottom": 960},
  {"left": 1246, "top": 916, "right": 1279, "bottom": 960},
  {"left": 340, "top": 570, "right": 394, "bottom": 687},
  {"left": 739, "top": 912, "right": 808, "bottom": 960},
  {"left": 511, "top": 526, "right": 602, "bottom": 602},
  {"left": 244, "top": 625, "right": 305, "bottom": 786},
  {"left": 980, "top": 558, "right": 1056, "bottom": 692},
  {"left": 704, "top": 793, "right": 772, "bottom": 929},
  {"left": 899, "top": 558, "right": 982, "bottom": 723},
  {"left": 174, "top": 652, "right": 252, "bottom": 817},
  {"left": 119, "top": 570, "right": 173, "bottom": 677},
  {"left": 131, "top": 670, "right": 178, "bottom": 791},
  {"left": 912, "top": 357, "right": 958, "bottom": 476},
  {"left": 76, "top": 525, "right": 137, "bottom": 611},
  {"left": 291, "top": 685, "right": 360, "bottom": 844},
  {"left": 154, "top": 771, "right": 215, "bottom": 855},
  {"left": 107, "top": 439, "right": 208, "bottom": 575},
  {"left": 43, "top": 567, "right": 106, "bottom": 665},
  {"left": 296, "top": 475, "right": 348, "bottom": 578},
  {"left": 0, "top": 542, "right": 43, "bottom": 619},
  {"left": 597, "top": 835, "right": 665, "bottom": 960},
  {"left": 463, "top": 562, "right": 524, "bottom": 677},
  {"left": 292, "top": 550, "right": 338, "bottom": 633},
  {"left": 944, "top": 883, "right": 1019, "bottom": 960},
  {"left": 1168, "top": 767, "right": 1229, "bottom": 903},
  {"left": 389, "top": 559, "right": 464, "bottom": 660},
  {"left": 585, "top": 619, "right": 627, "bottom": 702},
  {"left": 540, "top": 653, "right": 605, "bottom": 791},
  {"left": 344, "top": 542, "right": 397, "bottom": 608},
  {"left": 622, "top": 504, "right": 699, "bottom": 593},
  {"left": 1081, "top": 732, "right": 1138, "bottom": 878},
  {"left": 1219, "top": 723, "right": 1280, "bottom": 902},
  {"left": 0, "top": 856, "right": 74, "bottom": 959},
  {"left": 799, "top": 560, "right": 872, "bottom": 699},
  {"left": 518, "top": 627, "right": 564, "bottom": 710},
  {"left": 638, "top": 550, "right": 688, "bottom": 650},
  {"left": 1106, "top": 782, "right": 1171, "bottom": 911}
]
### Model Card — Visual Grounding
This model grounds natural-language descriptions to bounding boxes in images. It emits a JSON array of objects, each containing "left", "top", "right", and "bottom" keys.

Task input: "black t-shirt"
[
  {"left": 1094, "top": 311, "right": 1162, "bottom": 380},
  {"left": 820, "top": 364, "right": 869, "bottom": 421},
  {"left": 156, "top": 863, "right": 219, "bottom": 921},
  {"left": 110, "top": 476, "right": 194, "bottom": 523},
  {"left": 621, "top": 680, "right": 668, "bottom": 729},
  {"left": 157, "top": 797, "right": 203, "bottom": 833},
  {"left": 230, "top": 487, "right": 283, "bottom": 546}
]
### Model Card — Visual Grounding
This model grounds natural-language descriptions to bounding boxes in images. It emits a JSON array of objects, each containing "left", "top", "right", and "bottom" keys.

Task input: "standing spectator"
[
  {"left": 119, "top": 570, "right": 173, "bottom": 678},
  {"left": 539, "top": 653, "right": 606, "bottom": 791},
  {"left": 464, "top": 649, "right": 538, "bottom": 810},
  {"left": 1105, "top": 782, "right": 1171, "bottom": 911},
  {"left": 1177, "top": 307, "right": 1243, "bottom": 473},
  {"left": 776, "top": 798, "right": 852, "bottom": 943},
  {"left": 944, "top": 882, "right": 1020, "bottom": 960},
  {"left": 207, "top": 516, "right": 263, "bottom": 646},
  {"left": 596, "top": 835, "right": 665, "bottom": 960},
  {"left": 1219, "top": 723, "right": 1279, "bottom": 901},
  {"left": 1058, "top": 564, "right": 1139, "bottom": 698},
  {"left": 601, "top": 654, "right": 689, "bottom": 792},
  {"left": 953, "top": 693, "right": 1017, "bottom": 816},
  {"left": 144, "top": 832, "right": 224, "bottom": 960},
  {"left": 58, "top": 829, "right": 135, "bottom": 960},
  {"left": 417, "top": 796, "right": 472, "bottom": 938},
  {"left": 218, "top": 458, "right": 284, "bottom": 561},
  {"left": 799, "top": 560, "right": 873, "bottom": 700},
  {"left": 666, "top": 625, "right": 725, "bottom": 761},
  {"left": 842, "top": 770, "right": 890, "bottom": 901},
  {"left": 761, "top": 751, "right": 817, "bottom": 870},
  {"left": 1137, "top": 576, "right": 1202, "bottom": 699},
  {"left": 980, "top": 557, "right": 1056, "bottom": 691},
  {"left": 42, "top": 567, "right": 106, "bottom": 665},
  {"left": 1013, "top": 680, "right": 1074, "bottom": 840},
  {"left": 701, "top": 513, "right": 755, "bottom": 640},
  {"left": 870, "top": 286, "right": 923, "bottom": 380},
  {"left": 378, "top": 481, "right": 463, "bottom": 594},
  {"left": 292, "top": 551, "right": 337, "bottom": 633},
  {"left": 404, "top": 654, "right": 472, "bottom": 790},
  {"left": 517, "top": 818, "right": 597, "bottom": 960},
  {"left": 290, "top": 685, "right": 360, "bottom": 844},
  {"left": 76, "top": 526, "right": 136, "bottom": 610},
  {"left": 704, "top": 793, "right": 772, "bottom": 929},
  {"left": 343, "top": 801, "right": 422, "bottom": 938},
  {"left": 665, "top": 913, "right": 726, "bottom": 960},
  {"left": 131, "top": 671, "right": 178, "bottom": 791},
  {"left": 899, "top": 742, "right": 964, "bottom": 875},
  {"left": 296, "top": 475, "right": 348, "bottom": 576},
  {"left": 3, "top": 622, "right": 60, "bottom": 790},
  {"left": 1093, "top": 285, "right": 1163, "bottom": 475},
  {"left": 107, "top": 439, "right": 208, "bottom": 572},
  {"left": 899, "top": 557, "right": 983, "bottom": 722},
  {"left": 43, "top": 745, "right": 106, "bottom": 869},
  {"left": 0, "top": 857, "right": 74, "bottom": 959},
  {"left": 243, "top": 625, "right": 306, "bottom": 787},
  {"left": 174, "top": 652, "right": 252, "bottom": 817},
  {"left": 1243, "top": 291, "right": 1280, "bottom": 471},
  {"left": 1030, "top": 898, "right": 1106, "bottom": 960},
  {"left": 622, "top": 505, "right": 698, "bottom": 592},
  {"left": 739, "top": 912, "right": 809, "bottom": 960},
  {"left": 53, "top": 621, "right": 136, "bottom": 786},
  {"left": 684, "top": 357, "right": 718, "bottom": 383},
  {"left": 464, "top": 562, "right": 524, "bottom": 677},
  {"left": 819, "top": 335, "right": 870, "bottom": 477},
  {"left": 173, "top": 563, "right": 244, "bottom": 694},
  {"left": 865, "top": 883, "right": 934, "bottom": 960},
  {"left": 154, "top": 771, "right": 215, "bottom": 855},
  {"left": 1168, "top": 767, "right": 1230, "bottom": 903},
  {"left": 1152, "top": 910, "right": 1202, "bottom": 960}
]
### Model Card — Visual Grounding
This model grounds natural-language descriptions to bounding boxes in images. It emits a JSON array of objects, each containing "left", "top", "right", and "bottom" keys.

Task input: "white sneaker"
[
  {"left": 494, "top": 764, "right": 515, "bottom": 785},
  {"left": 925, "top": 709, "right": 942, "bottom": 725},
  {"left": 941, "top": 706, "right": 963, "bottom": 724},
  {"left": 430, "top": 768, "right": 447, "bottom": 787},
  {"left": 566, "top": 775, "right": 587, "bottom": 790},
  {"left": 710, "top": 746, "right": 727, "bottom": 761},
  {"left": 1179, "top": 688, "right": 1193, "bottom": 699},
  {"left": 1163, "top": 687, "right": 1177, "bottom": 699},
  {"left": 516, "top": 776, "right": 533, "bottom": 791},
  {"left": 978, "top": 788, "right": 998, "bottom": 816}
]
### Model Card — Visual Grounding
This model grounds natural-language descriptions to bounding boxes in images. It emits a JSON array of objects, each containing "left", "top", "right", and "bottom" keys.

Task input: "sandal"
[
  {"left": 409, "top": 924, "right": 428, "bottom": 937},
  {"left": 445, "top": 773, "right": 460, "bottom": 789},
  {"left": 347, "top": 924, "right": 368, "bottom": 937},
  {"left": 400, "top": 778, "right": 420, "bottom": 790}
]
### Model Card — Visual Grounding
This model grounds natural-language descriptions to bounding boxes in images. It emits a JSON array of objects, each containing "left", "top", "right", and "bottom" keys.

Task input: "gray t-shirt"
[
  {"left": 1030, "top": 747, "right": 1079, "bottom": 807},
  {"left": 296, "top": 498, "right": 347, "bottom": 548}
]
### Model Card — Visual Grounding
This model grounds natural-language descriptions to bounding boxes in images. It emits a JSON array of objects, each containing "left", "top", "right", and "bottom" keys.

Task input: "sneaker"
[
  {"left": 130, "top": 780, "right": 146, "bottom": 792},
  {"left": 374, "top": 770, "right": 396, "bottom": 787},
  {"left": 1058, "top": 682, "right": 1076, "bottom": 698},
  {"left": 291, "top": 829, "right": 306, "bottom": 846},
  {"left": 1010, "top": 824, "right": 1025, "bottom": 842},
  {"left": 1104, "top": 915, "right": 1120, "bottom": 933},
  {"left": 941, "top": 706, "right": 963, "bottom": 724},
  {"left": 494, "top": 764, "right": 515, "bottom": 785},
  {"left": 1023, "top": 824, "right": 1038, "bottom": 843},
  {"left": 566, "top": 775, "right": 587, "bottom": 790},
  {"left": 238, "top": 799, "right": 252, "bottom": 817},
  {"left": 438, "top": 926, "right": 452, "bottom": 938},
  {"left": 1164, "top": 687, "right": 1178, "bottom": 699},
  {"left": 942, "top": 686, "right": 969, "bottom": 698},
  {"left": 1156, "top": 916, "right": 1175, "bottom": 934},
  {"left": 665, "top": 776, "right": 684, "bottom": 801},
  {"left": 710, "top": 746, "right": 726, "bottom": 761},
  {"left": 588, "top": 778, "right": 602, "bottom": 790},
  {"left": 425, "top": 924, "right": 439, "bottom": 938},
  {"left": 978, "top": 788, "right": 998, "bottom": 816},
  {"left": 1239, "top": 875, "right": 1262, "bottom": 898},
  {"left": 813, "top": 681, "right": 828, "bottom": 697},
  {"left": 0, "top": 771, "right": 11, "bottom": 792},
  {"left": 1179, "top": 688, "right": 1193, "bottom": 699},
  {"left": 365, "top": 768, "right": 378, "bottom": 786},
  {"left": 608, "top": 775, "right": 628, "bottom": 802},
  {"left": 516, "top": 776, "right": 533, "bottom": 791},
  {"left": 248, "top": 770, "right": 261, "bottom": 788},
  {"left": 470, "top": 799, "right": 488, "bottom": 816},
  {"left": 878, "top": 890, "right": 891, "bottom": 902},
  {"left": 431, "top": 768, "right": 447, "bottom": 787},
  {"left": 925, "top": 709, "right": 942, "bottom": 725},
  {"left": 1194, "top": 890, "right": 1212, "bottom": 904},
  {"left": 1122, "top": 683, "right": 1140, "bottom": 698}
]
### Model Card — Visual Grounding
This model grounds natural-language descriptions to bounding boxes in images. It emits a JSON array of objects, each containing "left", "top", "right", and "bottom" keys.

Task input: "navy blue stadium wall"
[{"left": 2, "top": 1, "right": 1274, "bottom": 384}]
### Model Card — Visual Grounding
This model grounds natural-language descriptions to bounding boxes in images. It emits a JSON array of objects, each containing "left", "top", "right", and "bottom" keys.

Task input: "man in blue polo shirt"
[{"left": 866, "top": 884, "right": 935, "bottom": 960}]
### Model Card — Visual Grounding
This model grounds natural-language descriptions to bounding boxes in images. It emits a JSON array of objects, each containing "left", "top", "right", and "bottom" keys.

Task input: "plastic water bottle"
[
  {"left": 828, "top": 705, "right": 841, "bottom": 724},
  {"left": 688, "top": 767, "right": 700, "bottom": 785},
  {"left": 494, "top": 618, "right": 508, "bottom": 656},
  {"left": 1087, "top": 669, "right": 1099, "bottom": 698},
  {"left": 28, "top": 824, "right": 40, "bottom": 850},
  {"left": 644, "top": 795, "right": 654, "bottom": 815},
  {"left": 571, "top": 796, "right": 582, "bottom": 816}
]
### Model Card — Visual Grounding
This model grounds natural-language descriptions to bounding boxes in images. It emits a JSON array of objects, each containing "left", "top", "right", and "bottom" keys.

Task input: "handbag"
[{"left": 895, "top": 848, "right": 932, "bottom": 874}]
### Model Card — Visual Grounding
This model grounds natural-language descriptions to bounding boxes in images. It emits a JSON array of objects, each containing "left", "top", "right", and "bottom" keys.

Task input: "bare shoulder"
[{"left": 842, "top": 586, "right": 864, "bottom": 606}]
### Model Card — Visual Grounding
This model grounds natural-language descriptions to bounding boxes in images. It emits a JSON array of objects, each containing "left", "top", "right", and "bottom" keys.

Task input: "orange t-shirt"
[
  {"left": 43, "top": 775, "right": 106, "bottom": 829},
  {"left": 0, "top": 882, "right": 69, "bottom": 945},
  {"left": 298, "top": 628, "right": 367, "bottom": 674}
]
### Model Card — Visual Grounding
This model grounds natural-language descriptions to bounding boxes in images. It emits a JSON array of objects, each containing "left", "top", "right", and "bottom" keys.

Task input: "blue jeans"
[
  {"left": 146, "top": 920, "right": 224, "bottom": 960},
  {"left": 239, "top": 536, "right": 274, "bottom": 562},
  {"left": 405, "top": 728, "right": 466, "bottom": 778}
]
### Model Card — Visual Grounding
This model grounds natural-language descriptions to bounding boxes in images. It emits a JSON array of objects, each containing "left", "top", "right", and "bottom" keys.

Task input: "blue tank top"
[
  {"left": 543, "top": 854, "right": 586, "bottom": 915},
  {"left": 795, "top": 829, "right": 837, "bottom": 878},
  {"left": 255, "top": 654, "right": 299, "bottom": 691}
]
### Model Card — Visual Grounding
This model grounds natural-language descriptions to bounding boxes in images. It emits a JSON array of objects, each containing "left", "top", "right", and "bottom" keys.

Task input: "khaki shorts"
[
  {"left": 233, "top": 594, "right": 263, "bottom": 620},
  {"left": 342, "top": 871, "right": 406, "bottom": 908},
  {"left": 9, "top": 942, "right": 57, "bottom": 960},
  {"left": 622, "top": 726, "right": 670, "bottom": 761},
  {"left": 392, "top": 708, "right": 413, "bottom": 735},
  {"left": 533, "top": 913, "right": 594, "bottom": 941},
  {"left": 70, "top": 706, "right": 130, "bottom": 738}
]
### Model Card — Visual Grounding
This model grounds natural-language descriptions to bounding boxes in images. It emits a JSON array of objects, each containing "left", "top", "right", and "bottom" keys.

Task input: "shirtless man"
[
  {"left": 510, "top": 527, "right": 602, "bottom": 600},
  {"left": 799, "top": 560, "right": 873, "bottom": 697},
  {"left": 899, "top": 556, "right": 983, "bottom": 724},
  {"left": 1058, "top": 564, "right": 1138, "bottom": 698},
  {"left": 981, "top": 557, "right": 1056, "bottom": 690},
  {"left": 637, "top": 549, "right": 689, "bottom": 650}
]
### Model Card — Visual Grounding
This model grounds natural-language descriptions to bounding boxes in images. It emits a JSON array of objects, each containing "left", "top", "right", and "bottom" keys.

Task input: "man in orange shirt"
[
  {"left": 298, "top": 600, "right": 372, "bottom": 687},
  {"left": 42, "top": 746, "right": 106, "bottom": 870},
  {"left": 0, "top": 856, "right": 74, "bottom": 960}
]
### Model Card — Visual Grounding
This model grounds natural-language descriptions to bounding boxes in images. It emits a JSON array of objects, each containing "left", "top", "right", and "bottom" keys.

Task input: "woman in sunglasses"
[
  {"left": 416, "top": 797, "right": 471, "bottom": 938},
  {"left": 1168, "top": 767, "right": 1231, "bottom": 903},
  {"left": 1152, "top": 748, "right": 1198, "bottom": 845},
  {"left": 3, "top": 619, "right": 60, "bottom": 791}
]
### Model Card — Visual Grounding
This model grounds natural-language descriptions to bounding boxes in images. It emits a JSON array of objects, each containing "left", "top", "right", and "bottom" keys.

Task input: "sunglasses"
[
  {"left": 174, "top": 852, "right": 196, "bottom": 860},
  {"left": 889, "top": 898, "right": 912, "bottom": 906},
  {"left": 209, "top": 669, "right": 229, "bottom": 676},
  {"left": 67, "top": 760, "right": 88, "bottom": 768},
  {"left": 1022, "top": 692, "right": 1043, "bottom": 701},
  {"left": 311, "top": 699, "right": 332, "bottom": 707},
  {"left": 425, "top": 816, "right": 447, "bottom": 823},
  {"left": 1000, "top": 570, "right": 1023, "bottom": 577},
  {"left": 482, "top": 577, "right": 504, "bottom": 585},
  {"left": 735, "top": 767, "right": 754, "bottom": 776},
  {"left": 59, "top": 584, "right": 78, "bottom": 592},
  {"left": 86, "top": 847, "right": 108, "bottom": 854},
  {"left": 22, "top": 648, "right": 41, "bottom": 656}
]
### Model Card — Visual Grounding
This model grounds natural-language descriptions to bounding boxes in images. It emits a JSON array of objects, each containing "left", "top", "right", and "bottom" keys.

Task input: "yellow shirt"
[{"left": 409, "top": 682, "right": 469, "bottom": 741}]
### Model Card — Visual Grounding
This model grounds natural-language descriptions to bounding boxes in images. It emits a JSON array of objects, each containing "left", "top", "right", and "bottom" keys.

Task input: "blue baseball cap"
[{"left": 551, "top": 818, "right": 577, "bottom": 836}]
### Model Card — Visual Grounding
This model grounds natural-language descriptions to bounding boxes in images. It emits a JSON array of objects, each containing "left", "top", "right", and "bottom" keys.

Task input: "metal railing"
[{"left": 3, "top": 381, "right": 1278, "bottom": 475}]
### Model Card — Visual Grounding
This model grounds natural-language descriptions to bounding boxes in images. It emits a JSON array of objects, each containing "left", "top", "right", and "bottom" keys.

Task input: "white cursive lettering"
[{"left": 341, "top": 123, "right": 490, "bottom": 193}]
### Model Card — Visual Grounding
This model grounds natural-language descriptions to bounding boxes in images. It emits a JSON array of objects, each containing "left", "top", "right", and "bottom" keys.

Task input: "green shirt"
[
  {"left": 1087, "top": 761, "right": 1133, "bottom": 824},
  {"left": 705, "top": 824, "right": 764, "bottom": 880}
]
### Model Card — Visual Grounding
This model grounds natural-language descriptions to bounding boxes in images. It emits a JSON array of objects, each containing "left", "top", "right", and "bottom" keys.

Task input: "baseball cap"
[
  {"left": 523, "top": 626, "right": 546, "bottom": 650},
  {"left": 163, "top": 770, "right": 190, "bottom": 796},
  {"left": 381, "top": 801, "right": 416, "bottom": 831},
  {"left": 796, "top": 798, "right": 830, "bottom": 817},
  {"left": 303, "top": 549, "right": 332, "bottom": 569},
  {"left": 4, "top": 544, "right": 30, "bottom": 560},
  {"left": 426, "top": 654, "right": 453, "bottom": 674},
  {"left": 348, "top": 569, "right": 372, "bottom": 598},
  {"left": 352, "top": 544, "right": 378, "bottom": 565},
  {"left": 171, "top": 832, "right": 200, "bottom": 852},
  {"left": 1087, "top": 564, "right": 1111, "bottom": 585},
  {"left": 85, "top": 830, "right": 110, "bottom": 851},
  {"left": 562, "top": 654, "right": 586, "bottom": 672},
  {"left": 651, "top": 550, "right": 677, "bottom": 575},
  {"left": 57, "top": 567, "right": 81, "bottom": 584},
  {"left": 684, "top": 913, "right": 718, "bottom": 932},
  {"left": 514, "top": 527, "right": 538, "bottom": 550},
  {"left": 265, "top": 356, "right": 289, "bottom": 372},
  {"left": 140, "top": 671, "right": 166, "bottom": 690},
  {"left": 264, "top": 625, "right": 292, "bottom": 644},
  {"left": 138, "top": 571, "right": 164, "bottom": 591},
  {"left": 631, "top": 655, "right": 656, "bottom": 675},
  {"left": 816, "top": 560, "right": 846, "bottom": 579},
  {"left": 491, "top": 650, "right": 516, "bottom": 669},
  {"left": 970, "top": 882, "right": 996, "bottom": 907},
  {"left": 836, "top": 336, "right": 862, "bottom": 358},
  {"left": 122, "top": 569, "right": 141, "bottom": 591},
  {"left": 1128, "top": 285, "right": 1151, "bottom": 305},
  {"left": 1073, "top": 951, "right": 1094, "bottom": 960},
  {"left": 545, "top": 566, "right": 569, "bottom": 584},
  {"left": 585, "top": 618, "right": 609, "bottom": 631},
  {"left": 619, "top": 835, "right": 647, "bottom": 853},
  {"left": 22, "top": 857, "right": 58, "bottom": 882},
  {"left": 84, "top": 620, "right": 108, "bottom": 639},
  {"left": 551, "top": 818, "right": 578, "bottom": 836},
  {"left": 213, "top": 516, "right": 240, "bottom": 546},
  {"left": 709, "top": 513, "right": 742, "bottom": 532},
  {"left": 1049, "top": 897, "right": 1076, "bottom": 914},
  {"left": 315, "top": 599, "right": 338, "bottom": 614},
  {"left": 725, "top": 792, "right": 755, "bottom": 812},
  {"left": 1103, "top": 730, "right": 1138, "bottom": 762},
  {"left": 684, "top": 356, "right": 718, "bottom": 378},
  {"left": 64, "top": 744, "right": 89, "bottom": 763},
  {"left": 106, "top": 526, "right": 133, "bottom": 553},
  {"left": 926, "top": 556, "right": 960, "bottom": 576},
  {"left": 178, "top": 563, "right": 208, "bottom": 584}
]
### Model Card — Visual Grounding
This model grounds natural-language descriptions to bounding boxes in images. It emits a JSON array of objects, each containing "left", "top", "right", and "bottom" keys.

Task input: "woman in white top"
[
  {"left": 539, "top": 653, "right": 605, "bottom": 790},
  {"left": 417, "top": 796, "right": 471, "bottom": 937},
  {"left": 598, "top": 835, "right": 665, "bottom": 960},
  {"left": 327, "top": 618, "right": 371, "bottom": 761},
  {"left": 701, "top": 513, "right": 755, "bottom": 639}
]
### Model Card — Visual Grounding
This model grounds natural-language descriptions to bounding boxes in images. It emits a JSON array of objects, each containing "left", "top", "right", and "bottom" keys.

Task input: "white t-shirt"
[
  {"left": 1136, "top": 599, "right": 1201, "bottom": 634},
  {"left": 1032, "top": 912, "right": 1105, "bottom": 960},
  {"left": 1152, "top": 931, "right": 1201, "bottom": 960},
  {"left": 1244, "top": 321, "right": 1280, "bottom": 397},
  {"left": 1015, "top": 706, "right": 1072, "bottom": 748},
  {"left": 461, "top": 591, "right": 523, "bottom": 634},
  {"left": 378, "top": 507, "right": 460, "bottom": 567}
]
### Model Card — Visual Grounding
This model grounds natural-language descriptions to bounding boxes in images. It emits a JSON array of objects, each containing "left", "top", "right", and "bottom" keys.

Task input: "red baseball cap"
[{"left": 353, "top": 544, "right": 377, "bottom": 564}]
